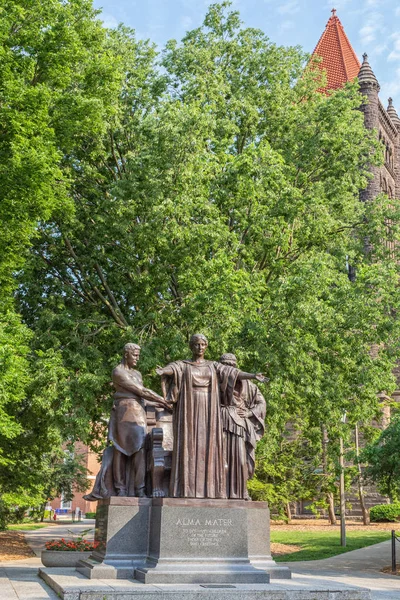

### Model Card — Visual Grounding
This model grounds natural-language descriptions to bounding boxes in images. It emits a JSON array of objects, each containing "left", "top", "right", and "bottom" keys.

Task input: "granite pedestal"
[
  {"left": 136, "top": 498, "right": 270, "bottom": 583},
  {"left": 77, "top": 497, "right": 290, "bottom": 583},
  {"left": 77, "top": 497, "right": 151, "bottom": 579},
  {"left": 247, "top": 502, "right": 291, "bottom": 580}
]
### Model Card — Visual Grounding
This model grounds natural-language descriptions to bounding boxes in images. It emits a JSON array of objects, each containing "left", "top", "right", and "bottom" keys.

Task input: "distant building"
[
  {"left": 312, "top": 9, "right": 400, "bottom": 401},
  {"left": 49, "top": 442, "right": 99, "bottom": 517},
  {"left": 290, "top": 10, "right": 400, "bottom": 519},
  {"left": 312, "top": 9, "right": 399, "bottom": 210}
]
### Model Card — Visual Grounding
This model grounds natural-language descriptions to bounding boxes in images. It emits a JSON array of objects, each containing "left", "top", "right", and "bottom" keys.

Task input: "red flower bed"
[{"left": 44, "top": 538, "right": 99, "bottom": 552}]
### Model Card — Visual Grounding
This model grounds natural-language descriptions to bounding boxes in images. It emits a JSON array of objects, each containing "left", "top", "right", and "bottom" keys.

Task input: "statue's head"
[
  {"left": 219, "top": 353, "right": 237, "bottom": 368},
  {"left": 189, "top": 333, "right": 208, "bottom": 358},
  {"left": 123, "top": 343, "right": 141, "bottom": 368}
]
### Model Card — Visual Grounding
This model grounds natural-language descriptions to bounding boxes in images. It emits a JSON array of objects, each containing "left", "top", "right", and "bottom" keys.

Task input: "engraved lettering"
[
  {"left": 176, "top": 518, "right": 201, "bottom": 526},
  {"left": 204, "top": 518, "right": 233, "bottom": 527}
]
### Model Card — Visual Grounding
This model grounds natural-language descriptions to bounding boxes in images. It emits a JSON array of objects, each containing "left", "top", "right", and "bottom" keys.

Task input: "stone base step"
[{"left": 39, "top": 568, "right": 371, "bottom": 600}]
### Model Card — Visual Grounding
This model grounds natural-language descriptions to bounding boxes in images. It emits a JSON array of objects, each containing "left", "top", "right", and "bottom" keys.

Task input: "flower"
[{"left": 44, "top": 538, "right": 99, "bottom": 552}]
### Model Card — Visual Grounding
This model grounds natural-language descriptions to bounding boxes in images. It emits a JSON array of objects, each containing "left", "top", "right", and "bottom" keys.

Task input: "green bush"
[
  {"left": 85, "top": 512, "right": 96, "bottom": 519},
  {"left": 370, "top": 503, "right": 400, "bottom": 522}
]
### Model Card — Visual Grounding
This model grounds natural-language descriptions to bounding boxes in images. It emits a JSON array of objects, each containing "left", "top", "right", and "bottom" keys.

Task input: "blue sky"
[{"left": 92, "top": 0, "right": 400, "bottom": 110}]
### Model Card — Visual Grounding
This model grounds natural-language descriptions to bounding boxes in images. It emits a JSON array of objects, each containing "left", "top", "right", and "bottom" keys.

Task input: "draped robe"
[
  {"left": 161, "top": 360, "right": 239, "bottom": 498},
  {"left": 221, "top": 379, "right": 266, "bottom": 499}
]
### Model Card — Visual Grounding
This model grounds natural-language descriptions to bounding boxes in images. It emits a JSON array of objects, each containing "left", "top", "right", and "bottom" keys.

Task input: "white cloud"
[
  {"left": 359, "top": 11, "right": 385, "bottom": 45},
  {"left": 279, "top": 20, "right": 295, "bottom": 32},
  {"left": 388, "top": 33, "right": 400, "bottom": 62},
  {"left": 100, "top": 12, "right": 119, "bottom": 29},
  {"left": 277, "top": 1, "right": 300, "bottom": 16},
  {"left": 180, "top": 15, "right": 193, "bottom": 29},
  {"left": 325, "top": 0, "right": 351, "bottom": 10},
  {"left": 372, "top": 43, "right": 388, "bottom": 56},
  {"left": 380, "top": 68, "right": 400, "bottom": 105}
]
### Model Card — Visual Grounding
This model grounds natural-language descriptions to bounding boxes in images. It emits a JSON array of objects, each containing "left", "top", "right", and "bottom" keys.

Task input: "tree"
[
  {"left": 0, "top": 0, "right": 142, "bottom": 526},
  {"left": 13, "top": 1, "right": 400, "bottom": 512},
  {"left": 362, "top": 413, "right": 400, "bottom": 502}
]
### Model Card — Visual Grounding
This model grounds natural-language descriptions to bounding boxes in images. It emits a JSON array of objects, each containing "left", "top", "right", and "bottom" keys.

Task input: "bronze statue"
[
  {"left": 156, "top": 334, "right": 266, "bottom": 499},
  {"left": 85, "top": 343, "right": 170, "bottom": 501},
  {"left": 110, "top": 343, "right": 171, "bottom": 497},
  {"left": 219, "top": 353, "right": 266, "bottom": 500}
]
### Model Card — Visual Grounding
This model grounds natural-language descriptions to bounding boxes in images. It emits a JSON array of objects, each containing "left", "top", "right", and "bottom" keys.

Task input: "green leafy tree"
[
  {"left": 362, "top": 413, "right": 400, "bottom": 501},
  {"left": 0, "top": 0, "right": 142, "bottom": 526},
  {"left": 13, "top": 1, "right": 400, "bottom": 512}
]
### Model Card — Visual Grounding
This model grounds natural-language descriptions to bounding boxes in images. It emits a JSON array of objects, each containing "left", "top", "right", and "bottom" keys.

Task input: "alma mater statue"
[
  {"left": 156, "top": 334, "right": 266, "bottom": 499},
  {"left": 110, "top": 343, "right": 171, "bottom": 496},
  {"left": 219, "top": 353, "right": 266, "bottom": 500},
  {"left": 85, "top": 343, "right": 171, "bottom": 500}
]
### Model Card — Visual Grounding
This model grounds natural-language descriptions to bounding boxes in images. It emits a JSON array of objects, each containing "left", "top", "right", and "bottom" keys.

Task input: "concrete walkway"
[
  {"left": 0, "top": 522, "right": 95, "bottom": 600},
  {"left": 280, "top": 541, "right": 400, "bottom": 600},
  {"left": 1, "top": 524, "right": 400, "bottom": 599}
]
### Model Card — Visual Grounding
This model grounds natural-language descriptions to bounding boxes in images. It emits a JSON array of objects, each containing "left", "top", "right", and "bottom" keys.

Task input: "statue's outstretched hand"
[
  {"left": 255, "top": 373, "right": 269, "bottom": 383},
  {"left": 156, "top": 367, "right": 164, "bottom": 376}
]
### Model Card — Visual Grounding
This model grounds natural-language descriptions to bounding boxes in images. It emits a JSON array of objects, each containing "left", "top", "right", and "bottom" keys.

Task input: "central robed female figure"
[{"left": 156, "top": 334, "right": 265, "bottom": 499}]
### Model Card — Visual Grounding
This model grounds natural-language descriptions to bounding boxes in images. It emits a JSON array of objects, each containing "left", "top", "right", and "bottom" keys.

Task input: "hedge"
[
  {"left": 85, "top": 512, "right": 97, "bottom": 519},
  {"left": 370, "top": 503, "right": 400, "bottom": 522}
]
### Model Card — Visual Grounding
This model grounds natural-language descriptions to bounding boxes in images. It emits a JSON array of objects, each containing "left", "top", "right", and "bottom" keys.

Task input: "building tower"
[
  {"left": 358, "top": 53, "right": 381, "bottom": 202},
  {"left": 307, "top": 9, "right": 400, "bottom": 518},
  {"left": 312, "top": 8, "right": 360, "bottom": 93},
  {"left": 311, "top": 10, "right": 400, "bottom": 205}
]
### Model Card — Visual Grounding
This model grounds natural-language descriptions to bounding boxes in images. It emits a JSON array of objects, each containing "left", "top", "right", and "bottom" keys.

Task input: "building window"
[{"left": 60, "top": 494, "right": 72, "bottom": 510}]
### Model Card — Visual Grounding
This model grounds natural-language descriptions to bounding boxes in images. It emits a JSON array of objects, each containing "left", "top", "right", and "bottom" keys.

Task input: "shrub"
[
  {"left": 370, "top": 503, "right": 400, "bottom": 522},
  {"left": 85, "top": 512, "right": 96, "bottom": 519}
]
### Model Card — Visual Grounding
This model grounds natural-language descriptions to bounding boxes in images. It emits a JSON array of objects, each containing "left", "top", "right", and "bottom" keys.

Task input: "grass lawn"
[
  {"left": 271, "top": 529, "right": 391, "bottom": 562},
  {"left": 8, "top": 523, "right": 52, "bottom": 531}
]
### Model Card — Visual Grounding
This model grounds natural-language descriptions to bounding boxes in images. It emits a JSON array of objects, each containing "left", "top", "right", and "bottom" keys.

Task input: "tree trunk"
[
  {"left": 327, "top": 492, "right": 337, "bottom": 525},
  {"left": 322, "top": 426, "right": 337, "bottom": 525},
  {"left": 285, "top": 502, "right": 292, "bottom": 523},
  {"left": 355, "top": 423, "right": 370, "bottom": 525},
  {"left": 40, "top": 502, "right": 47, "bottom": 523}
]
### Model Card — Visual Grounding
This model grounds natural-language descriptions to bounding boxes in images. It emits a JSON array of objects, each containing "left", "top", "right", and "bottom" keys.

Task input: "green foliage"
[
  {"left": 271, "top": 529, "right": 391, "bottom": 562},
  {"left": 249, "top": 428, "right": 323, "bottom": 516},
  {"left": 18, "top": 2, "right": 400, "bottom": 446},
  {"left": 0, "top": 0, "right": 131, "bottom": 526},
  {"left": 370, "top": 503, "right": 400, "bottom": 522},
  {"left": 84, "top": 512, "right": 97, "bottom": 519},
  {"left": 44, "top": 452, "right": 90, "bottom": 504},
  {"left": 363, "top": 415, "right": 400, "bottom": 501},
  {"left": 2, "top": 0, "right": 400, "bottom": 517}
]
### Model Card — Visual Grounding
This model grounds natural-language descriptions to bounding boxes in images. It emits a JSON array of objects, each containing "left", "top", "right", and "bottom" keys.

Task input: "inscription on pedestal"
[
  {"left": 175, "top": 517, "right": 233, "bottom": 549},
  {"left": 157, "top": 508, "right": 244, "bottom": 559}
]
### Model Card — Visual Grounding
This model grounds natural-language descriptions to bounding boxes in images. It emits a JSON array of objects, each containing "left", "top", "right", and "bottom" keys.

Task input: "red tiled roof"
[{"left": 312, "top": 9, "right": 360, "bottom": 92}]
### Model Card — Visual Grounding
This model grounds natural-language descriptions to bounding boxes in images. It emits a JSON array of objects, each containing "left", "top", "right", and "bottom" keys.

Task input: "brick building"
[
  {"left": 48, "top": 442, "right": 99, "bottom": 518},
  {"left": 313, "top": 9, "right": 400, "bottom": 211},
  {"left": 313, "top": 9, "right": 400, "bottom": 395},
  {"left": 292, "top": 10, "right": 400, "bottom": 518}
]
